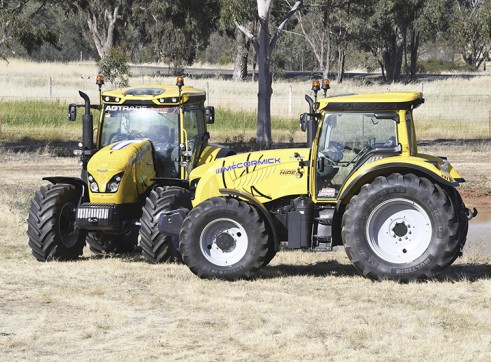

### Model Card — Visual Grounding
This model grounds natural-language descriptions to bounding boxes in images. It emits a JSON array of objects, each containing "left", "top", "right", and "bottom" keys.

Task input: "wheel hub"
[
  {"left": 215, "top": 233, "right": 236, "bottom": 252},
  {"left": 200, "top": 218, "right": 248, "bottom": 266},
  {"left": 366, "top": 198, "right": 432, "bottom": 264},
  {"left": 390, "top": 219, "right": 412, "bottom": 240}
]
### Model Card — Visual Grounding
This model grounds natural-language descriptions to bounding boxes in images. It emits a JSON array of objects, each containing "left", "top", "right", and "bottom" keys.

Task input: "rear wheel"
[
  {"left": 341, "top": 173, "right": 459, "bottom": 281},
  {"left": 180, "top": 197, "right": 269, "bottom": 280},
  {"left": 444, "top": 187, "right": 469, "bottom": 262},
  {"left": 27, "top": 184, "right": 86, "bottom": 261},
  {"left": 140, "top": 186, "right": 191, "bottom": 263}
]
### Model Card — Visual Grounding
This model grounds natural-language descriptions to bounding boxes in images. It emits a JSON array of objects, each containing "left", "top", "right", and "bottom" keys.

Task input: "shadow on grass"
[
  {"left": 261, "top": 260, "right": 491, "bottom": 282},
  {"left": 260, "top": 260, "right": 359, "bottom": 279},
  {"left": 436, "top": 264, "right": 491, "bottom": 282},
  {"left": 1, "top": 138, "right": 78, "bottom": 156}
]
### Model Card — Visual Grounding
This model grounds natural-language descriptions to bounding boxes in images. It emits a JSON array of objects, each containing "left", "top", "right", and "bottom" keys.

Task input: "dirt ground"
[{"left": 1, "top": 144, "right": 491, "bottom": 361}]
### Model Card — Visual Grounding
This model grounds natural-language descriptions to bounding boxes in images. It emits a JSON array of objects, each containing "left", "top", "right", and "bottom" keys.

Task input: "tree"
[
  {"left": 293, "top": 0, "right": 370, "bottom": 81},
  {"left": 0, "top": 1, "right": 61, "bottom": 60},
  {"left": 236, "top": 0, "right": 303, "bottom": 147},
  {"left": 450, "top": 0, "right": 491, "bottom": 69},
  {"left": 134, "top": 0, "right": 220, "bottom": 70},
  {"left": 68, "top": 0, "right": 128, "bottom": 60},
  {"left": 220, "top": 0, "right": 256, "bottom": 81}
]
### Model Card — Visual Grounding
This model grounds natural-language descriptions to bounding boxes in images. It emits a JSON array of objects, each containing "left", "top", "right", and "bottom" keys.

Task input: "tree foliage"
[
  {"left": 133, "top": 0, "right": 220, "bottom": 69},
  {"left": 0, "top": 1, "right": 62, "bottom": 60},
  {"left": 450, "top": 0, "right": 491, "bottom": 68},
  {"left": 97, "top": 47, "right": 130, "bottom": 87}
]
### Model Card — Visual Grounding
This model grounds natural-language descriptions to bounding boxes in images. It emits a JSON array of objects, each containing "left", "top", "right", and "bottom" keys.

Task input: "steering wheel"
[{"left": 320, "top": 141, "right": 344, "bottom": 164}]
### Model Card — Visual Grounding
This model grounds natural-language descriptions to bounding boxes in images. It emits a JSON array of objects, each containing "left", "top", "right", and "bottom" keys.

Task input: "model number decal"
[{"left": 216, "top": 158, "right": 281, "bottom": 174}]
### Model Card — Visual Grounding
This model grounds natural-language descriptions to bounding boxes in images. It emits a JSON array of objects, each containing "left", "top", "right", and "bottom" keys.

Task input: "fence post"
[
  {"left": 489, "top": 110, "right": 490, "bottom": 138},
  {"left": 48, "top": 76, "right": 52, "bottom": 98},
  {"left": 288, "top": 85, "right": 293, "bottom": 116}
]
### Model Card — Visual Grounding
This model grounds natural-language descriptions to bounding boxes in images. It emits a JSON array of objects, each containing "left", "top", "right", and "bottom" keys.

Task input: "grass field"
[
  {"left": 1, "top": 145, "right": 491, "bottom": 361},
  {"left": 1, "top": 59, "right": 491, "bottom": 142},
  {"left": 1, "top": 60, "right": 491, "bottom": 360}
]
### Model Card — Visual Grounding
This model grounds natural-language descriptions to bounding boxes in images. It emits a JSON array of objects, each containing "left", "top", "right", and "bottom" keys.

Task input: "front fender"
[{"left": 43, "top": 176, "right": 88, "bottom": 201}]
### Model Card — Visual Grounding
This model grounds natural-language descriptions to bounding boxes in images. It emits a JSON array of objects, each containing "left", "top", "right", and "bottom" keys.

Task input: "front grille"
[{"left": 76, "top": 203, "right": 120, "bottom": 230}]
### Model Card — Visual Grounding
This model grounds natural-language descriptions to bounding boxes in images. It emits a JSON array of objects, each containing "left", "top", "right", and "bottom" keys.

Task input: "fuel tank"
[{"left": 87, "top": 140, "right": 157, "bottom": 204}]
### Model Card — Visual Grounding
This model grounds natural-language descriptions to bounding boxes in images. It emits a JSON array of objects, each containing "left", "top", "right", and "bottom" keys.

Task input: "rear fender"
[{"left": 339, "top": 163, "right": 460, "bottom": 204}]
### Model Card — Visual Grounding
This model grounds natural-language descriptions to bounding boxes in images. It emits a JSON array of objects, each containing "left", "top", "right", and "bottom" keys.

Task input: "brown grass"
[
  {"left": 1, "top": 150, "right": 491, "bottom": 360},
  {"left": 1, "top": 59, "right": 491, "bottom": 140}
]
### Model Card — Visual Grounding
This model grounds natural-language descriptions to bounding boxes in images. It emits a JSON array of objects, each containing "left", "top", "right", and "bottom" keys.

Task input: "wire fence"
[{"left": 1, "top": 74, "right": 490, "bottom": 140}]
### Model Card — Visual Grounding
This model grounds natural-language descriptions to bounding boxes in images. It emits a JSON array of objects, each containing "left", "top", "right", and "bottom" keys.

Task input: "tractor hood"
[
  {"left": 87, "top": 140, "right": 157, "bottom": 204},
  {"left": 190, "top": 148, "right": 311, "bottom": 206}
]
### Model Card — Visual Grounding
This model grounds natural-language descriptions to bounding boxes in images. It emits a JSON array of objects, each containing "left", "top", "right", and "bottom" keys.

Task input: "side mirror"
[
  {"left": 68, "top": 104, "right": 77, "bottom": 121},
  {"left": 299, "top": 113, "right": 308, "bottom": 132},
  {"left": 205, "top": 106, "right": 215, "bottom": 124}
]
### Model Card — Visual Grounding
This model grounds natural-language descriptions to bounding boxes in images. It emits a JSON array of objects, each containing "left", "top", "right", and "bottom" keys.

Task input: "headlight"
[
  {"left": 105, "top": 172, "right": 124, "bottom": 193},
  {"left": 88, "top": 174, "right": 99, "bottom": 193}
]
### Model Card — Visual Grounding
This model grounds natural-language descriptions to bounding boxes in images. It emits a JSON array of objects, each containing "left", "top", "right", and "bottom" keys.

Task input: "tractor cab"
[
  {"left": 68, "top": 76, "right": 215, "bottom": 180},
  {"left": 311, "top": 93, "right": 422, "bottom": 201},
  {"left": 95, "top": 76, "right": 214, "bottom": 179}
]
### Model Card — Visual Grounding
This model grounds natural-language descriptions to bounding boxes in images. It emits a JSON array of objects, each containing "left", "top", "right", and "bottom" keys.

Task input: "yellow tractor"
[
  {"left": 27, "top": 76, "right": 233, "bottom": 263},
  {"left": 159, "top": 80, "right": 477, "bottom": 281}
]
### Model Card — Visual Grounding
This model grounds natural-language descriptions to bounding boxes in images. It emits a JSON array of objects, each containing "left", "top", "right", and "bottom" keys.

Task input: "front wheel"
[
  {"left": 341, "top": 173, "right": 459, "bottom": 281},
  {"left": 140, "top": 186, "right": 191, "bottom": 263},
  {"left": 180, "top": 197, "right": 269, "bottom": 280},
  {"left": 27, "top": 184, "right": 86, "bottom": 261}
]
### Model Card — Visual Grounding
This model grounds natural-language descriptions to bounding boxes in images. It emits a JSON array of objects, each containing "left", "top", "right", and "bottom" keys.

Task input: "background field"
[
  {"left": 1, "top": 61, "right": 491, "bottom": 360},
  {"left": 1, "top": 59, "right": 491, "bottom": 143}
]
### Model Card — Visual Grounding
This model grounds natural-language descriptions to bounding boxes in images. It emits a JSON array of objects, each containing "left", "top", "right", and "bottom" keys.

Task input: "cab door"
[{"left": 181, "top": 106, "right": 206, "bottom": 179}]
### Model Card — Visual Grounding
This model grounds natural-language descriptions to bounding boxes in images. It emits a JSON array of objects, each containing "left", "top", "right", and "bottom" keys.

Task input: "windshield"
[
  {"left": 100, "top": 106, "right": 179, "bottom": 147},
  {"left": 100, "top": 105, "right": 180, "bottom": 177}
]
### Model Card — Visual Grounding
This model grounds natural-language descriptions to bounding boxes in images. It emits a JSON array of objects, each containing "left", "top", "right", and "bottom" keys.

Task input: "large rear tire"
[
  {"left": 180, "top": 197, "right": 269, "bottom": 280},
  {"left": 444, "top": 187, "right": 469, "bottom": 262},
  {"left": 341, "top": 173, "right": 459, "bottom": 281},
  {"left": 140, "top": 186, "right": 191, "bottom": 263},
  {"left": 27, "top": 184, "right": 86, "bottom": 261}
]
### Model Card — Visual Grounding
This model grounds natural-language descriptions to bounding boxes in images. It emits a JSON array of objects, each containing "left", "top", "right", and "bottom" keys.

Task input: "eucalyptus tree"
[
  {"left": 450, "top": 0, "right": 491, "bottom": 69},
  {"left": 133, "top": 0, "right": 220, "bottom": 71},
  {"left": 235, "top": 0, "right": 303, "bottom": 147},
  {"left": 0, "top": 0, "right": 60, "bottom": 60}
]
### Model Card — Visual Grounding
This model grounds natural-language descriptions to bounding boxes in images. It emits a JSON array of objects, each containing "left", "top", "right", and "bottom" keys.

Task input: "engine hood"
[{"left": 87, "top": 139, "right": 156, "bottom": 204}]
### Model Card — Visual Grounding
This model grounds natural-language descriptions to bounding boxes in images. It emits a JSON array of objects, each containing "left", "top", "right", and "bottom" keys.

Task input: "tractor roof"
[
  {"left": 101, "top": 84, "right": 206, "bottom": 106},
  {"left": 319, "top": 92, "right": 424, "bottom": 112}
]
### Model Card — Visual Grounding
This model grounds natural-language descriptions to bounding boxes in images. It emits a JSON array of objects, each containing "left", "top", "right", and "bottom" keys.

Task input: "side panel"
[{"left": 192, "top": 148, "right": 311, "bottom": 206}]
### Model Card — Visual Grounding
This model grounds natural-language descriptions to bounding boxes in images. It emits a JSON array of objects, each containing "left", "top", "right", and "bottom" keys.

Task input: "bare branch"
[
  {"left": 235, "top": 21, "right": 258, "bottom": 51},
  {"left": 270, "top": 0, "right": 303, "bottom": 51}
]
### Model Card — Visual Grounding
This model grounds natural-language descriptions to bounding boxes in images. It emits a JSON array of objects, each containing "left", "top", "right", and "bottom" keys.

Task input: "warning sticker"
[{"left": 318, "top": 187, "right": 336, "bottom": 198}]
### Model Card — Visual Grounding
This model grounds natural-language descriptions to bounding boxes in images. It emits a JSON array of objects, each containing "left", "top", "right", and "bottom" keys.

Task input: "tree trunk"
[
  {"left": 86, "top": 6, "right": 119, "bottom": 60},
  {"left": 336, "top": 48, "right": 345, "bottom": 83},
  {"left": 409, "top": 30, "right": 420, "bottom": 81},
  {"left": 383, "top": 29, "right": 404, "bottom": 83},
  {"left": 256, "top": 17, "right": 272, "bottom": 148},
  {"left": 233, "top": 28, "right": 249, "bottom": 81}
]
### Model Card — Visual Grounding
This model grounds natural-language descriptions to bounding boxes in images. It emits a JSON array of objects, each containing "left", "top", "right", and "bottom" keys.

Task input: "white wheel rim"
[
  {"left": 366, "top": 198, "right": 432, "bottom": 264},
  {"left": 199, "top": 218, "right": 248, "bottom": 266}
]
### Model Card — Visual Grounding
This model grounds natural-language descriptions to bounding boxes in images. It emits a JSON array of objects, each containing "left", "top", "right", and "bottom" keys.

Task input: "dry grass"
[
  {"left": 1, "top": 59, "right": 491, "bottom": 140},
  {"left": 1, "top": 151, "right": 491, "bottom": 361}
]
